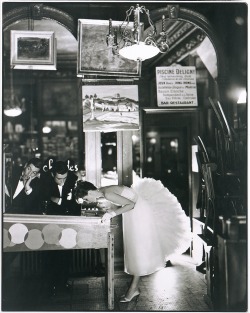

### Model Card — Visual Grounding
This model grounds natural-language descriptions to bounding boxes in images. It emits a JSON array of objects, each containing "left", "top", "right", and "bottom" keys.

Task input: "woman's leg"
[{"left": 125, "top": 275, "right": 140, "bottom": 297}]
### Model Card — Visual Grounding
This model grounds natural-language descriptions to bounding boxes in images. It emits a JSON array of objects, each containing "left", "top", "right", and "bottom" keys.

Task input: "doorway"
[
  {"left": 145, "top": 127, "right": 188, "bottom": 214},
  {"left": 142, "top": 108, "right": 199, "bottom": 217}
]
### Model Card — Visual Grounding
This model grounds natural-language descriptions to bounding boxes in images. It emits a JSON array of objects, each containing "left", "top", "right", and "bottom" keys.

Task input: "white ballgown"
[{"left": 121, "top": 177, "right": 192, "bottom": 276}]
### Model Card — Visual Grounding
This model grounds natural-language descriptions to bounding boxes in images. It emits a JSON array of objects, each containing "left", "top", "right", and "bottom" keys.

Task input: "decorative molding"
[
  {"left": 168, "top": 5, "right": 180, "bottom": 19},
  {"left": 3, "top": 5, "right": 77, "bottom": 38},
  {"left": 142, "top": 107, "right": 200, "bottom": 114},
  {"left": 146, "top": 6, "right": 225, "bottom": 78},
  {"left": 30, "top": 3, "right": 43, "bottom": 20},
  {"left": 164, "top": 30, "right": 206, "bottom": 66},
  {"left": 167, "top": 22, "right": 193, "bottom": 46},
  {"left": 3, "top": 213, "right": 100, "bottom": 224}
]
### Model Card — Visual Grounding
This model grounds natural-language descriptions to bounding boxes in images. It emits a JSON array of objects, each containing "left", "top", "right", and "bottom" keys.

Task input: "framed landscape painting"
[
  {"left": 82, "top": 84, "right": 139, "bottom": 132},
  {"left": 10, "top": 30, "right": 56, "bottom": 70},
  {"left": 77, "top": 19, "right": 141, "bottom": 77}
]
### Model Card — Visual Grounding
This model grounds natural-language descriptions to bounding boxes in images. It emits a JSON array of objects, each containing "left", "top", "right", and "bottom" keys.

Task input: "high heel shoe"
[{"left": 119, "top": 290, "right": 140, "bottom": 303}]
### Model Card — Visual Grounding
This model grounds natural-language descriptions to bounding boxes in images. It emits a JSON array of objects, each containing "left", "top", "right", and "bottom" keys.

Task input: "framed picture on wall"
[
  {"left": 77, "top": 19, "right": 142, "bottom": 77},
  {"left": 82, "top": 82, "right": 139, "bottom": 132},
  {"left": 156, "top": 66, "right": 198, "bottom": 107},
  {"left": 39, "top": 80, "right": 78, "bottom": 117},
  {"left": 10, "top": 30, "right": 57, "bottom": 70}
]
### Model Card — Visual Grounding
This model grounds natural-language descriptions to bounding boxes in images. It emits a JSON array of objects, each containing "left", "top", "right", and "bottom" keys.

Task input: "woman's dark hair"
[{"left": 74, "top": 181, "right": 97, "bottom": 198}]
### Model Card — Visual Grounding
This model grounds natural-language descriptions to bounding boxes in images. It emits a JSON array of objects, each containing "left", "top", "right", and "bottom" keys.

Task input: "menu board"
[{"left": 156, "top": 66, "right": 198, "bottom": 107}]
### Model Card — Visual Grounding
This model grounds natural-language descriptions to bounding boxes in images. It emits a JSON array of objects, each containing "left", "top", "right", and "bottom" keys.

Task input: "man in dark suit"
[
  {"left": 5, "top": 157, "right": 43, "bottom": 214},
  {"left": 3, "top": 157, "right": 43, "bottom": 304},
  {"left": 41, "top": 160, "right": 78, "bottom": 295},
  {"left": 42, "top": 160, "right": 78, "bottom": 215}
]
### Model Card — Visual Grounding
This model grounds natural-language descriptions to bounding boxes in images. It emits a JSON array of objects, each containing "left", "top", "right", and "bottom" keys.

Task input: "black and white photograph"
[{"left": 1, "top": 1, "right": 247, "bottom": 312}]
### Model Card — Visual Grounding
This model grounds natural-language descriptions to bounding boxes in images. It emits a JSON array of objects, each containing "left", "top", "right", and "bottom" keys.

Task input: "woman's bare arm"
[{"left": 104, "top": 191, "right": 135, "bottom": 216}]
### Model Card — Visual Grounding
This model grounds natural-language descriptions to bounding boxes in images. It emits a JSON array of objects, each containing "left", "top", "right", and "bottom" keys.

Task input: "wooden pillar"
[
  {"left": 114, "top": 131, "right": 133, "bottom": 268},
  {"left": 85, "top": 131, "right": 101, "bottom": 187},
  {"left": 107, "top": 232, "right": 115, "bottom": 310},
  {"left": 117, "top": 131, "right": 133, "bottom": 186}
]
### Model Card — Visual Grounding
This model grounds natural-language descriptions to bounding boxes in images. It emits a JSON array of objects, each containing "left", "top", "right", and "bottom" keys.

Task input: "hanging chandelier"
[
  {"left": 4, "top": 70, "right": 23, "bottom": 117},
  {"left": 4, "top": 97, "right": 23, "bottom": 117},
  {"left": 106, "top": 4, "right": 169, "bottom": 62}
]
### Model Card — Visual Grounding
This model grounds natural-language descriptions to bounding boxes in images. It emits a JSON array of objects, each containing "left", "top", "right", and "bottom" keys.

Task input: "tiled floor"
[{"left": 2, "top": 254, "right": 212, "bottom": 311}]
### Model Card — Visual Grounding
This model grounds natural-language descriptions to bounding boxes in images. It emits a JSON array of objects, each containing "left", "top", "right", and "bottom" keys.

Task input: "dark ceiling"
[{"left": 2, "top": 2, "right": 247, "bottom": 85}]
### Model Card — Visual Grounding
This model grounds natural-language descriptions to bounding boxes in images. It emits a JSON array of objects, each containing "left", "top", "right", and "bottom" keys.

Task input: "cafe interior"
[{"left": 1, "top": 1, "right": 247, "bottom": 312}]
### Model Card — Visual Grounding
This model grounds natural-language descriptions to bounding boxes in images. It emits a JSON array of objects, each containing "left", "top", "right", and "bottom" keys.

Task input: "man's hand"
[
  {"left": 23, "top": 176, "right": 33, "bottom": 193},
  {"left": 51, "top": 196, "right": 61, "bottom": 204},
  {"left": 24, "top": 173, "right": 39, "bottom": 190}
]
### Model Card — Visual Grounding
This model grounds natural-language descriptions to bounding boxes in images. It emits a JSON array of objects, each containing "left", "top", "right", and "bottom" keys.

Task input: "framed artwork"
[
  {"left": 39, "top": 80, "right": 78, "bottom": 117},
  {"left": 10, "top": 30, "right": 56, "bottom": 70},
  {"left": 82, "top": 83, "right": 139, "bottom": 132},
  {"left": 156, "top": 66, "right": 198, "bottom": 107},
  {"left": 77, "top": 19, "right": 142, "bottom": 77}
]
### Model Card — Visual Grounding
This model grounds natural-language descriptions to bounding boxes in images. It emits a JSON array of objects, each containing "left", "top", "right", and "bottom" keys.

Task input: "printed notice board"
[{"left": 156, "top": 66, "right": 198, "bottom": 107}]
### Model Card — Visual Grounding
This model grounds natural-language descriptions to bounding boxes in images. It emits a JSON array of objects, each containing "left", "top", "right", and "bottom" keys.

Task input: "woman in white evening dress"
[{"left": 74, "top": 177, "right": 192, "bottom": 302}]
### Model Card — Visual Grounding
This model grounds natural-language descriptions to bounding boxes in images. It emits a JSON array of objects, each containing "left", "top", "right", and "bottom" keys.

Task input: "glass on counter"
[{"left": 80, "top": 200, "right": 109, "bottom": 217}]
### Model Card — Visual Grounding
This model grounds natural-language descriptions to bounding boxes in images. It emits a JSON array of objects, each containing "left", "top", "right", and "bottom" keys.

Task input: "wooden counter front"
[{"left": 3, "top": 213, "right": 115, "bottom": 310}]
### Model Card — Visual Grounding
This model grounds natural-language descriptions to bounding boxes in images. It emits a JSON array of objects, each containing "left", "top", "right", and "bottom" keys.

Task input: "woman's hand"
[
  {"left": 101, "top": 211, "right": 116, "bottom": 223},
  {"left": 97, "top": 200, "right": 112, "bottom": 211}
]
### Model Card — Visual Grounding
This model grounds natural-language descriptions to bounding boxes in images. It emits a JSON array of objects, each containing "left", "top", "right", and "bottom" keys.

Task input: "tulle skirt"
[{"left": 122, "top": 177, "right": 192, "bottom": 276}]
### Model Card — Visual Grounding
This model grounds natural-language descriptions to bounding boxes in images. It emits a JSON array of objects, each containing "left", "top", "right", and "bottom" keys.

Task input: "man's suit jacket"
[
  {"left": 6, "top": 166, "right": 41, "bottom": 214},
  {"left": 41, "top": 171, "right": 78, "bottom": 215}
]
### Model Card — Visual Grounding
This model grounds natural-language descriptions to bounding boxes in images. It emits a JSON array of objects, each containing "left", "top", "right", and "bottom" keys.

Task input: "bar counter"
[{"left": 3, "top": 213, "right": 115, "bottom": 310}]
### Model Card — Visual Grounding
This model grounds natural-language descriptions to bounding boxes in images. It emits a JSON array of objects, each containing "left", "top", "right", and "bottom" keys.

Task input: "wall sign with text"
[{"left": 156, "top": 66, "right": 198, "bottom": 107}]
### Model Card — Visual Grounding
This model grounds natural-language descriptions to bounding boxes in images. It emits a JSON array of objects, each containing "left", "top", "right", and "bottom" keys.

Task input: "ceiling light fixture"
[
  {"left": 4, "top": 70, "right": 24, "bottom": 117},
  {"left": 237, "top": 89, "right": 247, "bottom": 104},
  {"left": 107, "top": 4, "right": 169, "bottom": 62},
  {"left": 42, "top": 126, "right": 52, "bottom": 134},
  {"left": 4, "top": 105, "right": 22, "bottom": 117}
]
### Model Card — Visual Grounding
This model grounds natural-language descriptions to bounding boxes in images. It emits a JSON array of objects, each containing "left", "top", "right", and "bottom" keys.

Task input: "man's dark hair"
[
  {"left": 51, "top": 161, "right": 68, "bottom": 175},
  {"left": 27, "top": 158, "right": 42, "bottom": 171},
  {"left": 74, "top": 181, "right": 97, "bottom": 198}
]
